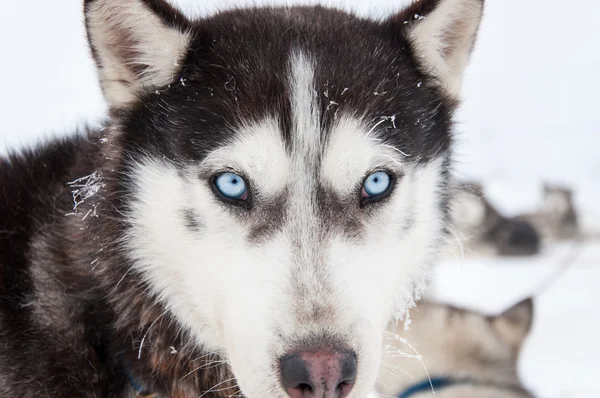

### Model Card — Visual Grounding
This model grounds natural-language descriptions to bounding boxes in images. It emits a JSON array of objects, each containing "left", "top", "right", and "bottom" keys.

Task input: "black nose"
[{"left": 280, "top": 350, "right": 357, "bottom": 398}]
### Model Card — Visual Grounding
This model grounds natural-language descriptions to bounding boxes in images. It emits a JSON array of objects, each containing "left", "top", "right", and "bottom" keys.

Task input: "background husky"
[
  {"left": 519, "top": 183, "right": 579, "bottom": 241},
  {"left": 451, "top": 181, "right": 583, "bottom": 257},
  {"left": 451, "top": 182, "right": 541, "bottom": 256},
  {"left": 378, "top": 299, "right": 534, "bottom": 398},
  {"left": 0, "top": 0, "right": 484, "bottom": 396}
]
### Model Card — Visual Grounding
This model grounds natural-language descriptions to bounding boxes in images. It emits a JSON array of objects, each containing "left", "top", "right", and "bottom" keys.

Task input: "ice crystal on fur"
[
  {"left": 66, "top": 171, "right": 105, "bottom": 212},
  {"left": 403, "top": 310, "right": 412, "bottom": 331},
  {"left": 379, "top": 115, "right": 397, "bottom": 129}
]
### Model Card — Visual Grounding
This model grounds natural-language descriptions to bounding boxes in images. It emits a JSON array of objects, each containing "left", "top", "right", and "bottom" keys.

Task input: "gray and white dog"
[
  {"left": 0, "top": 0, "right": 484, "bottom": 396},
  {"left": 379, "top": 299, "right": 534, "bottom": 398}
]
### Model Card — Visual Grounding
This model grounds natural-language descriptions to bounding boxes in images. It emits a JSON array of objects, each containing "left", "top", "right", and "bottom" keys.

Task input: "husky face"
[
  {"left": 85, "top": 0, "right": 484, "bottom": 396},
  {"left": 542, "top": 183, "right": 575, "bottom": 217}
]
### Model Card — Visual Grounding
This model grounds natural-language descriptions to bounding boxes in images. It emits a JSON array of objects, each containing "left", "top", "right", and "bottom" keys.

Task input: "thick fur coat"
[{"left": 0, "top": 0, "right": 484, "bottom": 396}]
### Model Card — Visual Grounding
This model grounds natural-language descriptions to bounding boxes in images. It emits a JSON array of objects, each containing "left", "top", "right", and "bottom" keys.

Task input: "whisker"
[
  {"left": 180, "top": 360, "right": 230, "bottom": 381},
  {"left": 378, "top": 367, "right": 404, "bottom": 382},
  {"left": 191, "top": 352, "right": 224, "bottom": 362},
  {"left": 380, "top": 363, "right": 413, "bottom": 379},
  {"left": 228, "top": 389, "right": 243, "bottom": 398},
  {"left": 198, "top": 377, "right": 237, "bottom": 398},
  {"left": 366, "top": 118, "right": 387, "bottom": 137},
  {"left": 446, "top": 225, "right": 465, "bottom": 260},
  {"left": 381, "top": 332, "right": 434, "bottom": 394},
  {"left": 137, "top": 310, "right": 169, "bottom": 359},
  {"left": 110, "top": 268, "right": 132, "bottom": 294},
  {"left": 374, "top": 153, "right": 403, "bottom": 166},
  {"left": 379, "top": 143, "right": 411, "bottom": 157}
]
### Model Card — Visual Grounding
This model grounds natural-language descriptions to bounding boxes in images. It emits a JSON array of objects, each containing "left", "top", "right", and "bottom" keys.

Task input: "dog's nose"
[{"left": 280, "top": 350, "right": 357, "bottom": 398}]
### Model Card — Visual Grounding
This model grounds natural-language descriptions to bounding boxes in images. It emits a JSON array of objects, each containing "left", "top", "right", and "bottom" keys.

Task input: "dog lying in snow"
[
  {"left": 451, "top": 182, "right": 541, "bottom": 256},
  {"left": 378, "top": 299, "right": 534, "bottom": 398},
  {"left": 520, "top": 183, "right": 579, "bottom": 241}
]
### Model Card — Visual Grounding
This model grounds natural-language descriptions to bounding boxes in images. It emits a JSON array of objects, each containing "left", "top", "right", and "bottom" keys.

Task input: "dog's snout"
[{"left": 280, "top": 350, "right": 357, "bottom": 398}]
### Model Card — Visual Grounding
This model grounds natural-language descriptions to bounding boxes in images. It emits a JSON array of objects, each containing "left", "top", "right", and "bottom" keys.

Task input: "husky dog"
[
  {"left": 0, "top": 0, "right": 484, "bottom": 396},
  {"left": 378, "top": 299, "right": 534, "bottom": 398},
  {"left": 451, "top": 182, "right": 540, "bottom": 256},
  {"left": 519, "top": 183, "right": 579, "bottom": 241}
]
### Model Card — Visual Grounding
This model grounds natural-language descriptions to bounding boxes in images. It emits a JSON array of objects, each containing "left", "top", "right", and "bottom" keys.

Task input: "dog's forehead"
[
  {"left": 137, "top": 7, "right": 453, "bottom": 176},
  {"left": 200, "top": 118, "right": 290, "bottom": 193},
  {"left": 200, "top": 50, "right": 408, "bottom": 196}
]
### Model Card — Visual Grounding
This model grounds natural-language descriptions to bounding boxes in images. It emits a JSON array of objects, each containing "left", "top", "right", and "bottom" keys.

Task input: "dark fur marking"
[
  {"left": 402, "top": 216, "right": 416, "bottom": 234},
  {"left": 183, "top": 209, "right": 203, "bottom": 233},
  {"left": 316, "top": 185, "right": 365, "bottom": 242},
  {"left": 247, "top": 195, "right": 288, "bottom": 244}
]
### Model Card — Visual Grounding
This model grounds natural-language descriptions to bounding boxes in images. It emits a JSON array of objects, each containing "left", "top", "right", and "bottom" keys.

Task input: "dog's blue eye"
[
  {"left": 214, "top": 172, "right": 248, "bottom": 200},
  {"left": 362, "top": 171, "right": 391, "bottom": 198}
]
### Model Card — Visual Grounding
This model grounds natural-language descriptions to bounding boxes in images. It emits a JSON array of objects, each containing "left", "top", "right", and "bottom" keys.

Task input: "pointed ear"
[
  {"left": 492, "top": 298, "right": 534, "bottom": 351},
  {"left": 392, "top": 0, "right": 484, "bottom": 98},
  {"left": 84, "top": 0, "right": 192, "bottom": 107}
]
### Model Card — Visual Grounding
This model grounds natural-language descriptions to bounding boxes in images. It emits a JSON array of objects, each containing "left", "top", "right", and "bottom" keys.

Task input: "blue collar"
[
  {"left": 397, "top": 376, "right": 532, "bottom": 398},
  {"left": 397, "top": 377, "right": 456, "bottom": 398},
  {"left": 125, "top": 366, "right": 155, "bottom": 398}
]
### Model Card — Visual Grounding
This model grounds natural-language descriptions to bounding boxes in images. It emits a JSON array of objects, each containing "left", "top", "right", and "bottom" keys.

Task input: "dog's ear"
[
  {"left": 492, "top": 297, "right": 534, "bottom": 351},
  {"left": 391, "top": 0, "right": 484, "bottom": 98},
  {"left": 84, "top": 0, "right": 192, "bottom": 107}
]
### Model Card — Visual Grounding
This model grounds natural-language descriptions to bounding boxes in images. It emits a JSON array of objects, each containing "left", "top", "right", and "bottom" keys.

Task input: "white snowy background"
[{"left": 0, "top": 1, "right": 598, "bottom": 397}]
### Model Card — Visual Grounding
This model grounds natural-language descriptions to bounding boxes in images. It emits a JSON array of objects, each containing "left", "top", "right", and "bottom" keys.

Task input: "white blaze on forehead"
[
  {"left": 285, "top": 50, "right": 331, "bottom": 308},
  {"left": 287, "top": 50, "right": 321, "bottom": 225},
  {"left": 201, "top": 118, "right": 289, "bottom": 195},
  {"left": 322, "top": 114, "right": 408, "bottom": 195},
  {"left": 289, "top": 50, "right": 320, "bottom": 163}
]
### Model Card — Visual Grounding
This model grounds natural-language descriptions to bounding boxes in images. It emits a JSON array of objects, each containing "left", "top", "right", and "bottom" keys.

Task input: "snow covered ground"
[{"left": 1, "top": 1, "right": 598, "bottom": 397}]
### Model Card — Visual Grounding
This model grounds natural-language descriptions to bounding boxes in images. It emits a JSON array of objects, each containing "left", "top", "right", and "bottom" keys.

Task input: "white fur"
[
  {"left": 407, "top": 0, "right": 484, "bottom": 97},
  {"left": 201, "top": 119, "right": 290, "bottom": 195},
  {"left": 289, "top": 50, "right": 321, "bottom": 162},
  {"left": 86, "top": 0, "right": 190, "bottom": 106},
  {"left": 286, "top": 50, "right": 322, "bottom": 233}
]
